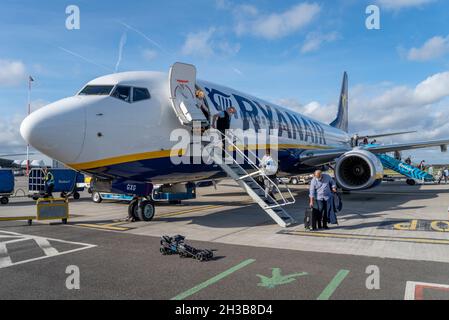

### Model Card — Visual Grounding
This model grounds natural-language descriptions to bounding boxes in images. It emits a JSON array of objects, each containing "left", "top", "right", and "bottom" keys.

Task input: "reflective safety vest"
[{"left": 44, "top": 172, "right": 55, "bottom": 185}]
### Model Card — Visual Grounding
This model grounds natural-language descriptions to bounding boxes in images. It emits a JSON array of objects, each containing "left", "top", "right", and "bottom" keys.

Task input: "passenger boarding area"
[{"left": 2, "top": 177, "right": 449, "bottom": 299}]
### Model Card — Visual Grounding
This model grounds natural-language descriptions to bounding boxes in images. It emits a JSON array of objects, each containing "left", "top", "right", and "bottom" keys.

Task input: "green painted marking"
[
  {"left": 171, "top": 259, "right": 256, "bottom": 300},
  {"left": 257, "top": 268, "right": 308, "bottom": 289},
  {"left": 317, "top": 269, "right": 350, "bottom": 300}
]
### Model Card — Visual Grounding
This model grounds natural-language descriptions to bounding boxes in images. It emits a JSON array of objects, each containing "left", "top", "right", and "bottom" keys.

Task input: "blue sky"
[{"left": 1, "top": 0, "right": 449, "bottom": 163}]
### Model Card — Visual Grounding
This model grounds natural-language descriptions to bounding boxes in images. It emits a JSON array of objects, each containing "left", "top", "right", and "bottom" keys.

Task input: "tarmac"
[{"left": 1, "top": 177, "right": 449, "bottom": 300}]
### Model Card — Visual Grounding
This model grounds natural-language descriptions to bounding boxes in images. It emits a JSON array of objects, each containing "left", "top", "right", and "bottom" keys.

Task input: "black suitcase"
[{"left": 304, "top": 208, "right": 312, "bottom": 229}]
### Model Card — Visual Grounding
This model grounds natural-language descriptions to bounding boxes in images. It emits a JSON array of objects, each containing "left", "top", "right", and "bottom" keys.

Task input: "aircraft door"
[{"left": 169, "top": 62, "right": 208, "bottom": 125}]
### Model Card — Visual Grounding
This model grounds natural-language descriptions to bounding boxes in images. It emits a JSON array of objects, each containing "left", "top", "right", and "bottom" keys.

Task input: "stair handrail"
[{"left": 205, "top": 129, "right": 295, "bottom": 207}]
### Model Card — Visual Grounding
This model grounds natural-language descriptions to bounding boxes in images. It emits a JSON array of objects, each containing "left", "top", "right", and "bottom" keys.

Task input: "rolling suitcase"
[{"left": 304, "top": 208, "right": 312, "bottom": 229}]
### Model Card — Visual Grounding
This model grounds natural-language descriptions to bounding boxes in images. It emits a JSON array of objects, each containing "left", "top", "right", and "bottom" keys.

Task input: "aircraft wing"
[
  {"left": 298, "top": 139, "right": 449, "bottom": 166},
  {"left": 299, "top": 148, "right": 349, "bottom": 166},
  {"left": 364, "top": 139, "right": 449, "bottom": 154},
  {"left": 358, "top": 131, "right": 416, "bottom": 140}
]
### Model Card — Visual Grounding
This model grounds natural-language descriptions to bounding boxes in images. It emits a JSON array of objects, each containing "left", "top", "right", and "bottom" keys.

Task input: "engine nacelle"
[{"left": 335, "top": 149, "right": 384, "bottom": 190}]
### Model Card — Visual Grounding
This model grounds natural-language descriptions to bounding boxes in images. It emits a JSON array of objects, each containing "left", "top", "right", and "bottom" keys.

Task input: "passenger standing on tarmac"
[
  {"left": 309, "top": 170, "right": 337, "bottom": 230},
  {"left": 42, "top": 167, "right": 54, "bottom": 198},
  {"left": 444, "top": 167, "right": 449, "bottom": 184}
]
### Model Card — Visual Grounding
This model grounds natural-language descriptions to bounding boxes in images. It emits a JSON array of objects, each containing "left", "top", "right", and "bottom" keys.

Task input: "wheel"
[
  {"left": 291, "top": 178, "right": 299, "bottom": 185},
  {"left": 62, "top": 218, "right": 68, "bottom": 225},
  {"left": 0, "top": 197, "right": 9, "bottom": 205},
  {"left": 87, "top": 187, "right": 93, "bottom": 194},
  {"left": 406, "top": 179, "right": 416, "bottom": 186},
  {"left": 73, "top": 192, "right": 81, "bottom": 200},
  {"left": 27, "top": 219, "right": 32, "bottom": 226},
  {"left": 60, "top": 192, "right": 66, "bottom": 198},
  {"left": 128, "top": 199, "right": 139, "bottom": 221},
  {"left": 137, "top": 200, "right": 155, "bottom": 222},
  {"left": 32, "top": 195, "right": 39, "bottom": 201},
  {"left": 92, "top": 192, "right": 102, "bottom": 203}
]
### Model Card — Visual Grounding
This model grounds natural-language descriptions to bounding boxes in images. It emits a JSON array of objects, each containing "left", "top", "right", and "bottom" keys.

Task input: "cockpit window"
[
  {"left": 133, "top": 87, "right": 151, "bottom": 102},
  {"left": 79, "top": 85, "right": 114, "bottom": 96},
  {"left": 111, "top": 86, "right": 131, "bottom": 103}
]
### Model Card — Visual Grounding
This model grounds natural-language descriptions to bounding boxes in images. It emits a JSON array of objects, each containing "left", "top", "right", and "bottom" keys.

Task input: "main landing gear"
[{"left": 128, "top": 198, "right": 155, "bottom": 222}]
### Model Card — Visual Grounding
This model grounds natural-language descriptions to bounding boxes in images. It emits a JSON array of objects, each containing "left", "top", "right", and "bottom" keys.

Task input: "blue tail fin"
[{"left": 330, "top": 72, "right": 348, "bottom": 133}]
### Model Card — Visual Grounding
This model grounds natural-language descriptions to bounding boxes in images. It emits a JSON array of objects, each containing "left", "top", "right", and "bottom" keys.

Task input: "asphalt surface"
[{"left": 2, "top": 221, "right": 449, "bottom": 300}]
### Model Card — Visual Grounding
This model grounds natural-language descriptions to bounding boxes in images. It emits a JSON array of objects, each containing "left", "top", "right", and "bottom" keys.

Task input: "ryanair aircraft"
[{"left": 20, "top": 63, "right": 449, "bottom": 226}]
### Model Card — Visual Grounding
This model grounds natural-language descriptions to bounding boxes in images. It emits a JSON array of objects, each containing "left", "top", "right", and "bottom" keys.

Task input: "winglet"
[{"left": 330, "top": 72, "right": 348, "bottom": 133}]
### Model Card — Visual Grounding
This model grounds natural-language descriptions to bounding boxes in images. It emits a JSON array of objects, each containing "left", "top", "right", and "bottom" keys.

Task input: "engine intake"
[{"left": 335, "top": 150, "right": 383, "bottom": 190}]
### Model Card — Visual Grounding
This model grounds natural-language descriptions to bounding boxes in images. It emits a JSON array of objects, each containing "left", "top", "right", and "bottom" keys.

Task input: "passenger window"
[
  {"left": 112, "top": 86, "right": 131, "bottom": 103},
  {"left": 133, "top": 87, "right": 151, "bottom": 102}
]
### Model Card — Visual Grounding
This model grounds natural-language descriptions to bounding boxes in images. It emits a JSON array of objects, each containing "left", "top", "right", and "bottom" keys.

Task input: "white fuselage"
[{"left": 20, "top": 71, "right": 351, "bottom": 183}]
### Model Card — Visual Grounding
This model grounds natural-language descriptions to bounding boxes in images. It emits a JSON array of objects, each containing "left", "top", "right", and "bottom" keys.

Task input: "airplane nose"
[{"left": 20, "top": 97, "right": 87, "bottom": 164}]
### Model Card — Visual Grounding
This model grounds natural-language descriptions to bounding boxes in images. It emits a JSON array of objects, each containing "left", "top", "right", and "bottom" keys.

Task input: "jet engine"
[{"left": 335, "top": 149, "right": 384, "bottom": 190}]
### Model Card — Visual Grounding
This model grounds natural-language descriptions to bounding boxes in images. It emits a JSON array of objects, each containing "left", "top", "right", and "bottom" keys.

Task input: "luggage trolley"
[
  {"left": 28, "top": 168, "right": 85, "bottom": 200},
  {"left": 0, "top": 169, "right": 14, "bottom": 205}
]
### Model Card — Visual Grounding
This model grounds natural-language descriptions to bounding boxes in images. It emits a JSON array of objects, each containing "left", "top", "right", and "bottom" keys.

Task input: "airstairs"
[
  {"left": 168, "top": 62, "right": 296, "bottom": 227},
  {"left": 376, "top": 153, "right": 434, "bottom": 182},
  {"left": 204, "top": 130, "right": 296, "bottom": 228}
]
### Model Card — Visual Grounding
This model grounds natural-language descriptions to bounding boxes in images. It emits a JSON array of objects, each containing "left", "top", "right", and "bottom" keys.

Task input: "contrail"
[
  {"left": 115, "top": 31, "right": 127, "bottom": 73},
  {"left": 119, "top": 21, "right": 170, "bottom": 55},
  {"left": 58, "top": 46, "right": 113, "bottom": 72}
]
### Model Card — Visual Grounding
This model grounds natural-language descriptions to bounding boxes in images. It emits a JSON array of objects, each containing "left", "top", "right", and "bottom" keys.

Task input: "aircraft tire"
[
  {"left": 92, "top": 192, "right": 102, "bottom": 203},
  {"left": 0, "top": 197, "right": 9, "bottom": 205},
  {"left": 137, "top": 200, "right": 155, "bottom": 222},
  {"left": 291, "top": 178, "right": 299, "bottom": 185},
  {"left": 406, "top": 179, "right": 416, "bottom": 186},
  {"left": 73, "top": 192, "right": 81, "bottom": 200},
  {"left": 128, "top": 199, "right": 139, "bottom": 220}
]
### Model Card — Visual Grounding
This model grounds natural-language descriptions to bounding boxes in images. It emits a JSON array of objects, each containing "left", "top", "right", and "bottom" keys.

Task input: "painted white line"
[
  {"left": 33, "top": 237, "right": 59, "bottom": 256},
  {"left": 0, "top": 243, "right": 12, "bottom": 268},
  {"left": 404, "top": 281, "right": 449, "bottom": 300},
  {"left": 0, "top": 230, "right": 97, "bottom": 270}
]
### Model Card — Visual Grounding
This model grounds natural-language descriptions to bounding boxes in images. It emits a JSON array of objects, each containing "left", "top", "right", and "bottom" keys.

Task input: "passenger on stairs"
[
  {"left": 260, "top": 149, "right": 278, "bottom": 199},
  {"left": 212, "top": 106, "right": 236, "bottom": 159}
]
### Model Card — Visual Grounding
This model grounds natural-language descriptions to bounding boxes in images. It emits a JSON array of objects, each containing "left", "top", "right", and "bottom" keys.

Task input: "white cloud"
[
  {"left": 278, "top": 70, "right": 449, "bottom": 149},
  {"left": 0, "top": 114, "right": 26, "bottom": 150},
  {"left": 301, "top": 31, "right": 339, "bottom": 53},
  {"left": 182, "top": 28, "right": 216, "bottom": 57},
  {"left": 142, "top": 49, "right": 158, "bottom": 61},
  {"left": 377, "top": 0, "right": 436, "bottom": 10},
  {"left": 181, "top": 28, "right": 240, "bottom": 58},
  {"left": 407, "top": 35, "right": 449, "bottom": 61},
  {"left": 235, "top": 3, "right": 321, "bottom": 40},
  {"left": 0, "top": 59, "right": 27, "bottom": 87}
]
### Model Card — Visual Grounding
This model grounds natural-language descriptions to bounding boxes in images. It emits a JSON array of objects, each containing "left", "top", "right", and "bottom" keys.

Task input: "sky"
[{"left": 0, "top": 0, "right": 449, "bottom": 164}]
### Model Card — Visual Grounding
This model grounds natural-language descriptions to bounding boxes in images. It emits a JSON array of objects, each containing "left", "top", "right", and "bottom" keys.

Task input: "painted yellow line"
[
  {"left": 157, "top": 205, "right": 224, "bottom": 218},
  {"left": 75, "top": 223, "right": 131, "bottom": 231},
  {"left": 284, "top": 230, "right": 449, "bottom": 245},
  {"left": 0, "top": 216, "right": 35, "bottom": 222}
]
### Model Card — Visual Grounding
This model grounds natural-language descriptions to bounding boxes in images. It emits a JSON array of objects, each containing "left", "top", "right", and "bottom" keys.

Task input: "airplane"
[{"left": 19, "top": 62, "right": 449, "bottom": 226}]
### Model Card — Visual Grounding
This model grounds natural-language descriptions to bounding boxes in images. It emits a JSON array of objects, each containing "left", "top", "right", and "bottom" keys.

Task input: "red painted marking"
[
  {"left": 414, "top": 284, "right": 449, "bottom": 300},
  {"left": 177, "top": 79, "right": 189, "bottom": 84}
]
